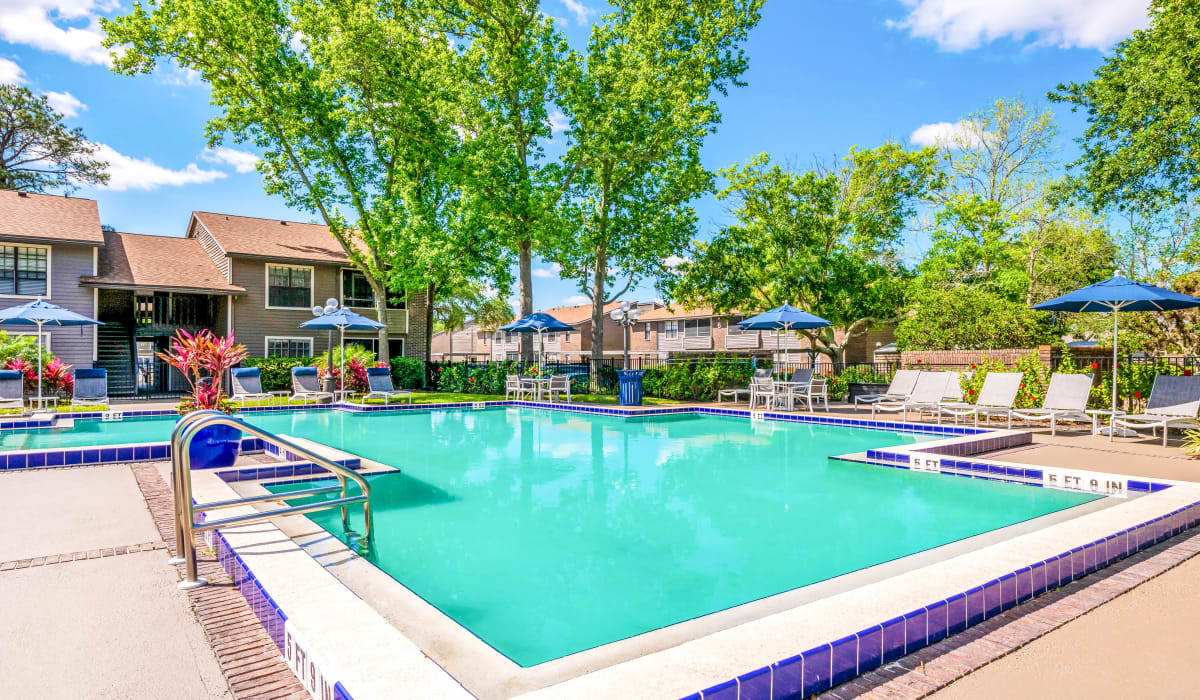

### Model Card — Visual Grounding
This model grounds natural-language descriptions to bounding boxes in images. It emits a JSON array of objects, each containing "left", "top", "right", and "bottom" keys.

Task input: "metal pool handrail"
[{"left": 170, "top": 412, "right": 373, "bottom": 589}]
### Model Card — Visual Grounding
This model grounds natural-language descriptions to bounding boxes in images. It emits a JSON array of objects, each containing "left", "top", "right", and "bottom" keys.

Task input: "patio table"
[{"left": 772, "top": 381, "right": 813, "bottom": 411}]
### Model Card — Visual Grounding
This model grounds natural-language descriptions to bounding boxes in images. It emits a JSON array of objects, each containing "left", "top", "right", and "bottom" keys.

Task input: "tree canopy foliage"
[
  {"left": 0, "top": 84, "right": 108, "bottom": 192},
  {"left": 669, "top": 143, "right": 941, "bottom": 361}
]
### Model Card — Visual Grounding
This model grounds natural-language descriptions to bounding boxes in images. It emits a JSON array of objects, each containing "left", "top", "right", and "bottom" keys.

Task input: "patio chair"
[
  {"left": 72, "top": 368, "right": 109, "bottom": 408},
  {"left": 777, "top": 367, "right": 816, "bottom": 410},
  {"left": 750, "top": 375, "right": 785, "bottom": 410},
  {"left": 941, "top": 371, "right": 965, "bottom": 402},
  {"left": 853, "top": 369, "right": 920, "bottom": 411},
  {"left": 805, "top": 375, "right": 829, "bottom": 412},
  {"left": 360, "top": 367, "right": 412, "bottom": 405},
  {"left": 871, "top": 372, "right": 950, "bottom": 422},
  {"left": 230, "top": 367, "right": 272, "bottom": 404},
  {"left": 753, "top": 368, "right": 772, "bottom": 379},
  {"left": 505, "top": 374, "right": 532, "bottom": 400},
  {"left": 0, "top": 369, "right": 23, "bottom": 412},
  {"left": 289, "top": 367, "right": 334, "bottom": 404},
  {"left": 1112, "top": 375, "right": 1200, "bottom": 446},
  {"left": 547, "top": 374, "right": 572, "bottom": 403},
  {"left": 937, "top": 372, "right": 1022, "bottom": 426},
  {"left": 1008, "top": 373, "right": 1094, "bottom": 435}
]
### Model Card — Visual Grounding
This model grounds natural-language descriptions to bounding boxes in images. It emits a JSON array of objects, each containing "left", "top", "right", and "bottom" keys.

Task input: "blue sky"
[{"left": 1, "top": 0, "right": 1150, "bottom": 310}]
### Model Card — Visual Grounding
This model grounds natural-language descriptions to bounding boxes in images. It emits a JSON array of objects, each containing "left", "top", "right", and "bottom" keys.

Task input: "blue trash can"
[{"left": 618, "top": 370, "right": 646, "bottom": 406}]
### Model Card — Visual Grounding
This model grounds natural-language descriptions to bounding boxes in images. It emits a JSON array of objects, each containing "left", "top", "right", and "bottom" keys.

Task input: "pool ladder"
[{"left": 168, "top": 410, "right": 374, "bottom": 589}]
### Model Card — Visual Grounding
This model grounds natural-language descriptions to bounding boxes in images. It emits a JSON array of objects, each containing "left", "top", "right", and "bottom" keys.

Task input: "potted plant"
[{"left": 159, "top": 330, "right": 248, "bottom": 469}]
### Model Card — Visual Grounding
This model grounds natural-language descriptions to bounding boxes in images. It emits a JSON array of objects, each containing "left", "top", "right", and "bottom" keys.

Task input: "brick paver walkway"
[
  {"left": 0, "top": 540, "right": 166, "bottom": 571},
  {"left": 816, "top": 530, "right": 1200, "bottom": 699},
  {"left": 130, "top": 463, "right": 308, "bottom": 700}
]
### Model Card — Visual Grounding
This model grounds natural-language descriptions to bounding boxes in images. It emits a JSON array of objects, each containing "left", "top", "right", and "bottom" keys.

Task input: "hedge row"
[{"left": 242, "top": 355, "right": 426, "bottom": 392}]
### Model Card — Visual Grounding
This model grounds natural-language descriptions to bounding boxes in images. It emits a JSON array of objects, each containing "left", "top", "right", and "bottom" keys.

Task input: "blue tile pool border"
[{"left": 686, "top": 497, "right": 1200, "bottom": 700}]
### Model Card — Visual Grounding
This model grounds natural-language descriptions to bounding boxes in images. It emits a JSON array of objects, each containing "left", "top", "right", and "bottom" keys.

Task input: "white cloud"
[
  {"left": 532, "top": 262, "right": 562, "bottom": 279},
  {"left": 548, "top": 110, "right": 569, "bottom": 134},
  {"left": 0, "top": 0, "right": 117, "bottom": 66},
  {"left": 0, "top": 57, "right": 24, "bottom": 84},
  {"left": 663, "top": 254, "right": 690, "bottom": 268},
  {"left": 44, "top": 90, "right": 84, "bottom": 118},
  {"left": 560, "top": 294, "right": 591, "bottom": 307},
  {"left": 202, "top": 146, "right": 260, "bottom": 174},
  {"left": 889, "top": 0, "right": 1150, "bottom": 52},
  {"left": 91, "top": 143, "right": 227, "bottom": 191},
  {"left": 560, "top": 0, "right": 595, "bottom": 26},
  {"left": 909, "top": 120, "right": 987, "bottom": 148}
]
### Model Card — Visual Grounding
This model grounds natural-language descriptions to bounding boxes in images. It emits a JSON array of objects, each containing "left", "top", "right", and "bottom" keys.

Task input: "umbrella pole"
[
  {"left": 340, "top": 325, "right": 345, "bottom": 399},
  {"left": 36, "top": 319, "right": 44, "bottom": 410},
  {"left": 1110, "top": 307, "right": 1119, "bottom": 442}
]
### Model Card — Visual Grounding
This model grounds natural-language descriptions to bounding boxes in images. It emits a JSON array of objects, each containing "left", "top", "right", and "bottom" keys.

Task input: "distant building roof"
[
  {"left": 639, "top": 304, "right": 741, "bottom": 322},
  {"left": 0, "top": 190, "right": 104, "bottom": 245},
  {"left": 188, "top": 211, "right": 352, "bottom": 264},
  {"left": 81, "top": 230, "right": 245, "bottom": 294}
]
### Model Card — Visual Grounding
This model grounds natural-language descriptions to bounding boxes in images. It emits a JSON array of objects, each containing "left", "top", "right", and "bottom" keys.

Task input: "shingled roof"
[
  {"left": 0, "top": 190, "right": 104, "bottom": 245},
  {"left": 188, "top": 211, "right": 351, "bottom": 264},
  {"left": 81, "top": 230, "right": 245, "bottom": 294}
]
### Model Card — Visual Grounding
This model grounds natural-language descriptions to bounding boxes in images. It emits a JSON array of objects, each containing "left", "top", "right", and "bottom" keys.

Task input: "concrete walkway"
[
  {"left": 931, "top": 553, "right": 1200, "bottom": 700},
  {"left": 0, "top": 464, "right": 230, "bottom": 699}
]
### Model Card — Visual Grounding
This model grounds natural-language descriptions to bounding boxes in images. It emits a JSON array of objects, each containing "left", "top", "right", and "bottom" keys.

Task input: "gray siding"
[
  {"left": 193, "top": 220, "right": 231, "bottom": 281},
  {"left": 229, "top": 258, "right": 422, "bottom": 359},
  {"left": 16, "top": 243, "right": 96, "bottom": 369}
]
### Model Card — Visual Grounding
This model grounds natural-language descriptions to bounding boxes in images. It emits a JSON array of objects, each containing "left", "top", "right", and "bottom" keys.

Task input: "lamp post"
[
  {"left": 609, "top": 301, "right": 642, "bottom": 370},
  {"left": 311, "top": 298, "right": 341, "bottom": 394}
]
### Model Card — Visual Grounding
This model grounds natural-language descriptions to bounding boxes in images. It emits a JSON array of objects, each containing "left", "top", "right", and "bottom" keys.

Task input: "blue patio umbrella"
[
  {"left": 300, "top": 308, "right": 385, "bottom": 395},
  {"left": 1032, "top": 273, "right": 1200, "bottom": 438},
  {"left": 0, "top": 297, "right": 101, "bottom": 407},
  {"left": 737, "top": 303, "right": 832, "bottom": 370},
  {"left": 499, "top": 312, "right": 574, "bottom": 371}
]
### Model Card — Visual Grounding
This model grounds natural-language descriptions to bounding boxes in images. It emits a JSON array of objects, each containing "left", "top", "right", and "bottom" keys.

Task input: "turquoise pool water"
[{"left": 249, "top": 408, "right": 1100, "bottom": 667}]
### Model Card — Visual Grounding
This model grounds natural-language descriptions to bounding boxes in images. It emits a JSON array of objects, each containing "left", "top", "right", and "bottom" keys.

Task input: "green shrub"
[
  {"left": 243, "top": 356, "right": 316, "bottom": 392},
  {"left": 389, "top": 357, "right": 424, "bottom": 389},
  {"left": 825, "top": 364, "right": 891, "bottom": 401},
  {"left": 0, "top": 331, "right": 47, "bottom": 368},
  {"left": 641, "top": 358, "right": 756, "bottom": 401}
]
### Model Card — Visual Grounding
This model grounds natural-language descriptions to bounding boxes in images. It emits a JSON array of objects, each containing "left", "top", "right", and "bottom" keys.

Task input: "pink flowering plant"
[{"left": 158, "top": 330, "right": 248, "bottom": 414}]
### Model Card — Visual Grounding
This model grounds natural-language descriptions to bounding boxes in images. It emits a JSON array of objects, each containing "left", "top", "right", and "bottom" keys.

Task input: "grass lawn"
[{"left": 0, "top": 402, "right": 111, "bottom": 415}]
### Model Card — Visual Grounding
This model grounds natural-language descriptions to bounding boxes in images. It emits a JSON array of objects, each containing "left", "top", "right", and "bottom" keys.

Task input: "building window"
[
  {"left": 545, "top": 331, "right": 557, "bottom": 342},
  {"left": 662, "top": 321, "right": 679, "bottom": 340},
  {"left": 726, "top": 316, "right": 746, "bottom": 335},
  {"left": 342, "top": 269, "right": 405, "bottom": 309},
  {"left": 266, "top": 337, "right": 312, "bottom": 358},
  {"left": 0, "top": 245, "right": 48, "bottom": 296},
  {"left": 266, "top": 265, "right": 312, "bottom": 308},
  {"left": 684, "top": 319, "right": 711, "bottom": 338},
  {"left": 643, "top": 323, "right": 651, "bottom": 340}
]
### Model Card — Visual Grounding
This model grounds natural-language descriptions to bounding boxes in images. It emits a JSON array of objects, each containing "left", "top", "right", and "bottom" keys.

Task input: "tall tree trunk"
[
  {"left": 369, "top": 276, "right": 390, "bottom": 363},
  {"left": 590, "top": 243, "right": 607, "bottom": 392},
  {"left": 424, "top": 283, "right": 436, "bottom": 365},
  {"left": 519, "top": 237, "right": 534, "bottom": 362}
]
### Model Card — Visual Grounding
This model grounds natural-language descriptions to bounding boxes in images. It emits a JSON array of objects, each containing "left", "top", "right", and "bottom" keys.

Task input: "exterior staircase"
[{"left": 96, "top": 322, "right": 137, "bottom": 396}]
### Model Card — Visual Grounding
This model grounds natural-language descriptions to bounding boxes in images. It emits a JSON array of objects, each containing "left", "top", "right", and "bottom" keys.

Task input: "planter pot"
[
  {"left": 846, "top": 382, "right": 890, "bottom": 403},
  {"left": 617, "top": 370, "right": 646, "bottom": 407},
  {"left": 182, "top": 414, "right": 244, "bottom": 470}
]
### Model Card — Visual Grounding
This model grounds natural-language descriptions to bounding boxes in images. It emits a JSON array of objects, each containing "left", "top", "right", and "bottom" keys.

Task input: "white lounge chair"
[
  {"left": 750, "top": 375, "right": 785, "bottom": 409},
  {"left": 544, "top": 374, "right": 571, "bottom": 403},
  {"left": 937, "top": 372, "right": 1022, "bottom": 426},
  {"left": 1112, "top": 375, "right": 1200, "bottom": 446},
  {"left": 360, "top": 367, "right": 412, "bottom": 405},
  {"left": 72, "top": 368, "right": 109, "bottom": 408},
  {"left": 1008, "top": 373, "right": 1094, "bottom": 435},
  {"left": 0, "top": 369, "right": 23, "bottom": 411},
  {"left": 872, "top": 372, "right": 950, "bottom": 422},
  {"left": 854, "top": 369, "right": 920, "bottom": 411},
  {"left": 230, "top": 367, "right": 272, "bottom": 404},
  {"left": 289, "top": 367, "right": 334, "bottom": 404}
]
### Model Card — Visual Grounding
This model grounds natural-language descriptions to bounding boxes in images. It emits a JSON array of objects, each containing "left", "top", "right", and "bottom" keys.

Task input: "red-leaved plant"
[
  {"left": 5, "top": 357, "right": 36, "bottom": 393},
  {"left": 42, "top": 358, "right": 74, "bottom": 397},
  {"left": 158, "top": 330, "right": 248, "bottom": 414}
]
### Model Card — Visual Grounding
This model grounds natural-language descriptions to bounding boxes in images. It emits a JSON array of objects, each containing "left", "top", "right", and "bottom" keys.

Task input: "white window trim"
[
  {"left": 9, "top": 331, "right": 51, "bottom": 351},
  {"left": 0, "top": 242, "right": 52, "bottom": 300},
  {"left": 264, "top": 263, "right": 315, "bottom": 310},
  {"left": 340, "top": 266, "right": 408, "bottom": 331},
  {"left": 264, "top": 336, "right": 313, "bottom": 358}
]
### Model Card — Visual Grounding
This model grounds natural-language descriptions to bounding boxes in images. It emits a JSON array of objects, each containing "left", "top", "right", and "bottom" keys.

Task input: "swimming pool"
[{"left": 250, "top": 407, "right": 1100, "bottom": 667}]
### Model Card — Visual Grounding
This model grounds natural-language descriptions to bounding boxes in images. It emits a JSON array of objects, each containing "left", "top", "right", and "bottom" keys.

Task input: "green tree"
[
  {"left": 550, "top": 0, "right": 762, "bottom": 370},
  {"left": 1050, "top": 0, "right": 1200, "bottom": 211},
  {"left": 0, "top": 84, "right": 108, "bottom": 192},
  {"left": 104, "top": 0, "right": 467, "bottom": 362},
  {"left": 894, "top": 288, "right": 1058, "bottom": 350},
  {"left": 451, "top": 1, "right": 570, "bottom": 362},
  {"left": 669, "top": 143, "right": 942, "bottom": 362}
]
